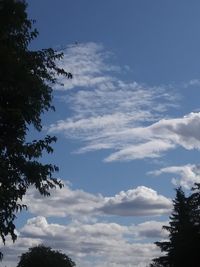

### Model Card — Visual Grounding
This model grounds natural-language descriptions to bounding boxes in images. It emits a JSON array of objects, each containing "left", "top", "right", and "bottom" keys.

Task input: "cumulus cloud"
[
  {"left": 132, "top": 220, "right": 168, "bottom": 239},
  {"left": 23, "top": 184, "right": 171, "bottom": 218},
  {"left": 2, "top": 216, "right": 166, "bottom": 267},
  {"left": 48, "top": 42, "right": 178, "bottom": 162},
  {"left": 23, "top": 184, "right": 102, "bottom": 219},
  {"left": 150, "top": 164, "right": 200, "bottom": 189},
  {"left": 100, "top": 186, "right": 172, "bottom": 216}
]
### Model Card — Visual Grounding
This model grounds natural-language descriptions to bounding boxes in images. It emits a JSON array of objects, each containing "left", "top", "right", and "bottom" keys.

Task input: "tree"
[
  {"left": 16, "top": 245, "right": 75, "bottom": 267},
  {"left": 0, "top": 0, "right": 72, "bottom": 255},
  {"left": 150, "top": 186, "right": 200, "bottom": 267},
  {"left": 187, "top": 183, "right": 200, "bottom": 255}
]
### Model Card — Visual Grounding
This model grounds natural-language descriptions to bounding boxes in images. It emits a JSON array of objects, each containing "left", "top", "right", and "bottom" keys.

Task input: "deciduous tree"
[
  {"left": 17, "top": 245, "right": 75, "bottom": 267},
  {"left": 0, "top": 0, "right": 71, "bottom": 256}
]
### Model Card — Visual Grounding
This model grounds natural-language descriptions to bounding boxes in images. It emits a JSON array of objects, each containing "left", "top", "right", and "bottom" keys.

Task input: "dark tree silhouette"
[
  {"left": 0, "top": 0, "right": 72, "bottom": 256},
  {"left": 187, "top": 183, "right": 200, "bottom": 256},
  {"left": 17, "top": 245, "right": 75, "bottom": 267},
  {"left": 150, "top": 186, "right": 200, "bottom": 267}
]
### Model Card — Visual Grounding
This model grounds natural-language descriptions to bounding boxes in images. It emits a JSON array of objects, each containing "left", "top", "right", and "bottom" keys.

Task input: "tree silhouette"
[
  {"left": 17, "top": 245, "right": 75, "bottom": 267},
  {"left": 187, "top": 183, "right": 200, "bottom": 258},
  {"left": 150, "top": 186, "right": 200, "bottom": 267},
  {"left": 0, "top": 0, "right": 72, "bottom": 256}
]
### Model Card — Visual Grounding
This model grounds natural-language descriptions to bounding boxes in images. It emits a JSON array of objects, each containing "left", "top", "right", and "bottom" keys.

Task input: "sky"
[{"left": 2, "top": 1, "right": 200, "bottom": 266}]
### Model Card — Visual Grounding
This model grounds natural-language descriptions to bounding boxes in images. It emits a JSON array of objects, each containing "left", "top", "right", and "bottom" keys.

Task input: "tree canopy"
[
  {"left": 0, "top": 0, "right": 71, "bottom": 256},
  {"left": 17, "top": 245, "right": 75, "bottom": 267},
  {"left": 150, "top": 185, "right": 200, "bottom": 267}
]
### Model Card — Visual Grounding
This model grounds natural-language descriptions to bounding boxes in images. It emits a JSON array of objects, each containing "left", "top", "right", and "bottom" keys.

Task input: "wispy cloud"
[
  {"left": 149, "top": 163, "right": 200, "bottom": 189},
  {"left": 49, "top": 42, "right": 179, "bottom": 161},
  {"left": 183, "top": 78, "right": 200, "bottom": 88},
  {"left": 2, "top": 216, "right": 167, "bottom": 267},
  {"left": 54, "top": 42, "right": 118, "bottom": 90},
  {"left": 104, "top": 112, "right": 200, "bottom": 161},
  {"left": 50, "top": 108, "right": 200, "bottom": 162},
  {"left": 23, "top": 183, "right": 172, "bottom": 218}
]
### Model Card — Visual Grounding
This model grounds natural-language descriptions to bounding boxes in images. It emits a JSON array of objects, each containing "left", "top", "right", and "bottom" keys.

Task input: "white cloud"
[
  {"left": 132, "top": 220, "right": 168, "bottom": 239},
  {"left": 23, "top": 183, "right": 171, "bottom": 218},
  {"left": 100, "top": 186, "right": 172, "bottom": 216},
  {"left": 184, "top": 78, "right": 200, "bottom": 87},
  {"left": 54, "top": 42, "right": 118, "bottom": 90},
  {"left": 48, "top": 42, "right": 178, "bottom": 162},
  {"left": 106, "top": 111, "right": 200, "bottom": 161},
  {"left": 1, "top": 216, "right": 166, "bottom": 267},
  {"left": 50, "top": 107, "right": 200, "bottom": 161},
  {"left": 149, "top": 112, "right": 200, "bottom": 150},
  {"left": 15, "top": 185, "right": 170, "bottom": 266},
  {"left": 150, "top": 164, "right": 200, "bottom": 189},
  {"left": 104, "top": 139, "right": 175, "bottom": 162},
  {"left": 23, "top": 184, "right": 102, "bottom": 219}
]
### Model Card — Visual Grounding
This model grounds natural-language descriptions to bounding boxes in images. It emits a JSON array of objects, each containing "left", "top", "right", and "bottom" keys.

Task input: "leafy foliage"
[
  {"left": 150, "top": 185, "right": 200, "bottom": 267},
  {"left": 17, "top": 245, "right": 75, "bottom": 267},
  {"left": 0, "top": 0, "right": 72, "bottom": 253}
]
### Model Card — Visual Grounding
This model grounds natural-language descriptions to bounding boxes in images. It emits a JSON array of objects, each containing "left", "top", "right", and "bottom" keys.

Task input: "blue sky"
[{"left": 2, "top": 1, "right": 200, "bottom": 267}]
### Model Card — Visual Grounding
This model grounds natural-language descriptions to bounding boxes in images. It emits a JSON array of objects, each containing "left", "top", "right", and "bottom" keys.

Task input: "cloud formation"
[
  {"left": 2, "top": 216, "right": 167, "bottom": 267},
  {"left": 99, "top": 186, "right": 171, "bottom": 216},
  {"left": 23, "top": 183, "right": 171, "bottom": 218},
  {"left": 104, "top": 112, "right": 200, "bottom": 161},
  {"left": 23, "top": 183, "right": 102, "bottom": 218},
  {"left": 55, "top": 42, "right": 118, "bottom": 90},
  {"left": 150, "top": 163, "right": 200, "bottom": 189},
  {"left": 48, "top": 42, "right": 179, "bottom": 162},
  {"left": 13, "top": 182, "right": 170, "bottom": 267},
  {"left": 51, "top": 106, "right": 200, "bottom": 161}
]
